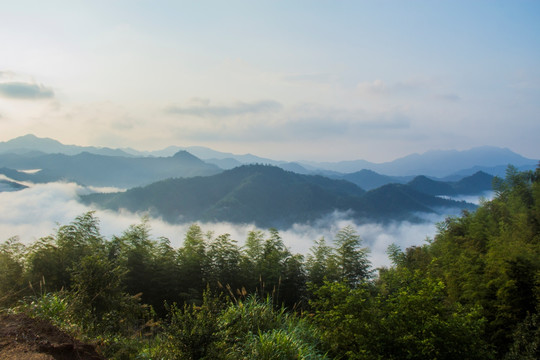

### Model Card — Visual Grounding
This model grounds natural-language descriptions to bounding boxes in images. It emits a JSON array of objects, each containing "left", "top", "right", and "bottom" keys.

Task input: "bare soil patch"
[{"left": 0, "top": 313, "right": 104, "bottom": 360}]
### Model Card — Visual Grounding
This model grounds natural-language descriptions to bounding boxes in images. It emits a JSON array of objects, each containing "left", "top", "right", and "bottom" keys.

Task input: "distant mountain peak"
[
  {"left": 173, "top": 150, "right": 193, "bottom": 157},
  {"left": 6, "top": 134, "right": 62, "bottom": 146},
  {"left": 468, "top": 170, "right": 492, "bottom": 178},
  {"left": 172, "top": 150, "right": 204, "bottom": 162},
  {"left": 14, "top": 134, "right": 38, "bottom": 140},
  {"left": 0, "top": 134, "right": 133, "bottom": 157}
]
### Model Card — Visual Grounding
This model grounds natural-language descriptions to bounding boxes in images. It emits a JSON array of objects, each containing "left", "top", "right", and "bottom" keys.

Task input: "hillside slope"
[
  {"left": 407, "top": 171, "right": 494, "bottom": 196},
  {"left": 83, "top": 165, "right": 474, "bottom": 228}
]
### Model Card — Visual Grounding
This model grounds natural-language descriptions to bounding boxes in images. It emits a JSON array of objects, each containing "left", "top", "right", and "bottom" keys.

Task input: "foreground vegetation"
[{"left": 1, "top": 166, "right": 539, "bottom": 359}]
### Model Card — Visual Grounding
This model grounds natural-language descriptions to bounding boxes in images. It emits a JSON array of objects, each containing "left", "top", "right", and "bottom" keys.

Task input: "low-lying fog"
[
  {"left": 438, "top": 192, "right": 494, "bottom": 206},
  {"left": 0, "top": 181, "right": 489, "bottom": 268}
]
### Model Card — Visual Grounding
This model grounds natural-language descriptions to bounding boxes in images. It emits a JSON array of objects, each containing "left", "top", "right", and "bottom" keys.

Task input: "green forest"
[{"left": 1, "top": 166, "right": 539, "bottom": 359}]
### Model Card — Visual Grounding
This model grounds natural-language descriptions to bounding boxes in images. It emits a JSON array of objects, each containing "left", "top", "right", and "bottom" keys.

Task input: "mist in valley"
[{"left": 0, "top": 181, "right": 482, "bottom": 268}]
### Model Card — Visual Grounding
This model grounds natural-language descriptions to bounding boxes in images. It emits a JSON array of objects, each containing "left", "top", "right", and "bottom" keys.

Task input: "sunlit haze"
[{"left": 1, "top": 1, "right": 539, "bottom": 162}]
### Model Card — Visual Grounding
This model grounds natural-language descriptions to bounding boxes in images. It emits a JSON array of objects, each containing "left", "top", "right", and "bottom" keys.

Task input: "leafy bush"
[{"left": 217, "top": 296, "right": 326, "bottom": 360}]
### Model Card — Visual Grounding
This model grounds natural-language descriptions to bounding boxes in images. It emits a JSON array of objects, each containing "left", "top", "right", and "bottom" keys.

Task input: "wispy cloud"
[
  {"left": 165, "top": 100, "right": 283, "bottom": 117},
  {"left": 357, "top": 78, "right": 431, "bottom": 96},
  {"left": 281, "top": 104, "right": 411, "bottom": 136},
  {"left": 173, "top": 110, "right": 411, "bottom": 144},
  {"left": 356, "top": 78, "right": 463, "bottom": 107},
  {"left": 161, "top": 101, "right": 413, "bottom": 145},
  {"left": 278, "top": 114, "right": 411, "bottom": 140},
  {"left": 0, "top": 82, "right": 55, "bottom": 100}
]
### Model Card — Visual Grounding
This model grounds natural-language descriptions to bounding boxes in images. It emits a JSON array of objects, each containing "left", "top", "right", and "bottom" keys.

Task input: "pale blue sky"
[{"left": 0, "top": 0, "right": 539, "bottom": 161}]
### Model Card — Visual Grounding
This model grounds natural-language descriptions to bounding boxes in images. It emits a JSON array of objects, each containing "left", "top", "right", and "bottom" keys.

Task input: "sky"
[{"left": 0, "top": 0, "right": 539, "bottom": 162}]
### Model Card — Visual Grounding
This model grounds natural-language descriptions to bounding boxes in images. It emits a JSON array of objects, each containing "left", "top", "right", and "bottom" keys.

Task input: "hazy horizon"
[
  {"left": 3, "top": 132, "right": 538, "bottom": 165},
  {"left": 1, "top": 1, "right": 539, "bottom": 162}
]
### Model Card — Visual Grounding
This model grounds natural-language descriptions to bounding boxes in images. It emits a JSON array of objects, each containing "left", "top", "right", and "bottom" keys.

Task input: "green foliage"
[
  {"left": 311, "top": 273, "right": 493, "bottom": 359},
  {"left": 237, "top": 228, "right": 307, "bottom": 307},
  {"left": 428, "top": 165, "right": 540, "bottom": 355},
  {"left": 177, "top": 224, "right": 210, "bottom": 304},
  {"left": 309, "top": 281, "right": 375, "bottom": 358},
  {"left": 207, "top": 233, "right": 242, "bottom": 292},
  {"left": 146, "top": 292, "right": 326, "bottom": 360},
  {"left": 217, "top": 295, "right": 326, "bottom": 360},
  {"left": 219, "top": 296, "right": 287, "bottom": 347},
  {"left": 150, "top": 290, "right": 226, "bottom": 360},
  {"left": 245, "top": 328, "right": 326, "bottom": 360},
  {"left": 306, "top": 227, "right": 370, "bottom": 290},
  {"left": 70, "top": 253, "right": 146, "bottom": 336},
  {"left": 15, "top": 291, "right": 75, "bottom": 330},
  {"left": 334, "top": 226, "right": 371, "bottom": 286},
  {"left": 505, "top": 312, "right": 540, "bottom": 360},
  {"left": 375, "top": 268, "right": 493, "bottom": 359},
  {"left": 306, "top": 237, "right": 339, "bottom": 287},
  {"left": 0, "top": 237, "right": 27, "bottom": 307},
  {"left": 26, "top": 212, "right": 106, "bottom": 292}
]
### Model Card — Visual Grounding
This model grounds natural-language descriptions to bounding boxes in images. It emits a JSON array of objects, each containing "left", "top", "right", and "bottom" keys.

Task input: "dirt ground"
[{"left": 0, "top": 313, "right": 105, "bottom": 360}]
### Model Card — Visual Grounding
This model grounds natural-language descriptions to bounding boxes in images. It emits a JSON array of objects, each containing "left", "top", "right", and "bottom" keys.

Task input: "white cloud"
[
  {"left": 286, "top": 211, "right": 441, "bottom": 268},
  {"left": 166, "top": 100, "right": 283, "bottom": 117},
  {"left": 438, "top": 191, "right": 494, "bottom": 205},
  {"left": 356, "top": 78, "right": 436, "bottom": 98}
]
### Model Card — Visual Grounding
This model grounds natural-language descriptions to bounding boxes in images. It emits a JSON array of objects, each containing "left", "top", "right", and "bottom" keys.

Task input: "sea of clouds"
[{"left": 0, "top": 181, "right": 489, "bottom": 268}]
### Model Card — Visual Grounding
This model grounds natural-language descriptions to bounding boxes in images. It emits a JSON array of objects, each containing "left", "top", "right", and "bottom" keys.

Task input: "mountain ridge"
[
  {"left": 0, "top": 134, "right": 134, "bottom": 157},
  {"left": 0, "top": 151, "right": 221, "bottom": 188},
  {"left": 301, "top": 146, "right": 537, "bottom": 177},
  {"left": 82, "top": 164, "right": 476, "bottom": 229},
  {"left": 1, "top": 134, "right": 536, "bottom": 178}
]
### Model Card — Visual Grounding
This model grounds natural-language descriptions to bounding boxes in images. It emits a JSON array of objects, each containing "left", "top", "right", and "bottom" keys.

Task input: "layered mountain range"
[
  {"left": 0, "top": 134, "right": 537, "bottom": 228},
  {"left": 1, "top": 134, "right": 537, "bottom": 178}
]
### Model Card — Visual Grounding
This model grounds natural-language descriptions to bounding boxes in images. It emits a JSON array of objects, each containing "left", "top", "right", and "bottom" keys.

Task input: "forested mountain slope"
[
  {"left": 83, "top": 164, "right": 474, "bottom": 228},
  {"left": 424, "top": 165, "right": 540, "bottom": 354},
  {"left": 339, "top": 169, "right": 412, "bottom": 190},
  {"left": 407, "top": 171, "right": 494, "bottom": 196}
]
